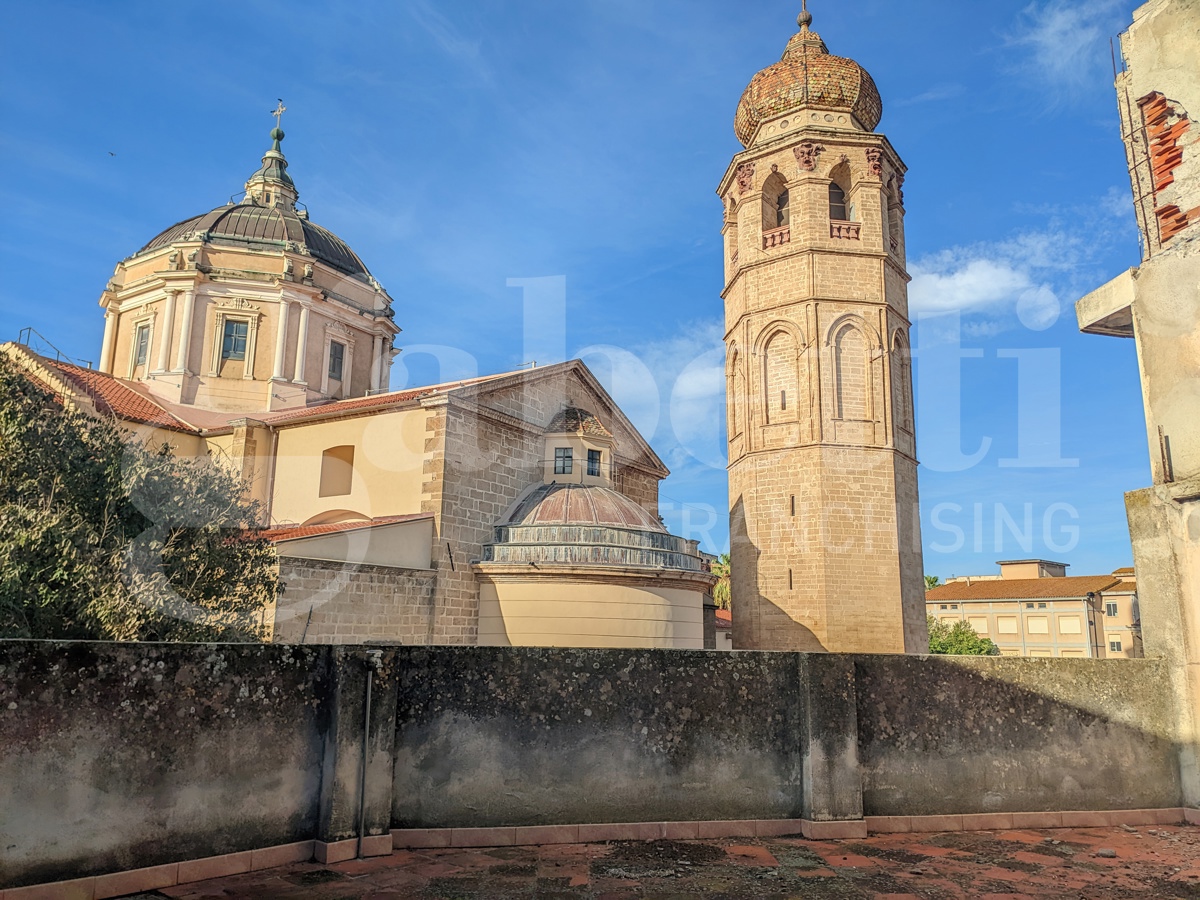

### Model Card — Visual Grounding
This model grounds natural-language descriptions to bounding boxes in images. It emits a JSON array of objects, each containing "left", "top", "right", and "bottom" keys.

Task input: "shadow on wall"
[{"left": 730, "top": 495, "right": 828, "bottom": 652}]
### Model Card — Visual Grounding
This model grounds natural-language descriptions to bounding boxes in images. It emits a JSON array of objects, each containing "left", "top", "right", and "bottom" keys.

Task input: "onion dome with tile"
[
  {"left": 482, "top": 483, "right": 705, "bottom": 571},
  {"left": 131, "top": 127, "right": 376, "bottom": 283},
  {"left": 734, "top": 6, "right": 883, "bottom": 146}
]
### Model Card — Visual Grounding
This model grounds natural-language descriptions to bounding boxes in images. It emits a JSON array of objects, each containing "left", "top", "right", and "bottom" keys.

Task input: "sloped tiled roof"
[
  {"left": 258, "top": 513, "right": 432, "bottom": 543},
  {"left": 545, "top": 407, "right": 612, "bottom": 438},
  {"left": 1105, "top": 580, "right": 1137, "bottom": 593},
  {"left": 715, "top": 609, "right": 732, "bottom": 630},
  {"left": 1112, "top": 566, "right": 1135, "bottom": 576},
  {"left": 926, "top": 575, "right": 1122, "bottom": 602},
  {"left": 40, "top": 358, "right": 200, "bottom": 434},
  {"left": 260, "top": 371, "right": 512, "bottom": 426}
]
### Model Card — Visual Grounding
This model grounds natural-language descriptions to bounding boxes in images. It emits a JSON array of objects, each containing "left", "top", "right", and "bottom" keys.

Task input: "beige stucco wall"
[
  {"left": 275, "top": 518, "right": 433, "bottom": 570},
  {"left": 476, "top": 578, "right": 704, "bottom": 649},
  {"left": 269, "top": 407, "right": 430, "bottom": 525}
]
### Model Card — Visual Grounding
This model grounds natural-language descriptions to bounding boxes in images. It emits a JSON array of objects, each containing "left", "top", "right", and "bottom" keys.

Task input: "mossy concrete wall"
[
  {"left": 0, "top": 642, "right": 331, "bottom": 888},
  {"left": 391, "top": 647, "right": 807, "bottom": 827},
  {"left": 0, "top": 642, "right": 1186, "bottom": 889},
  {"left": 855, "top": 655, "right": 1182, "bottom": 816}
]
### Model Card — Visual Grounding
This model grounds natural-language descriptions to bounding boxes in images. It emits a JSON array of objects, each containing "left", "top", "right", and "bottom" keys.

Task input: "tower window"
[
  {"left": 790, "top": 495, "right": 795, "bottom": 516},
  {"left": 788, "top": 568, "right": 794, "bottom": 590},
  {"left": 328, "top": 340, "right": 345, "bottom": 381},
  {"left": 554, "top": 447, "right": 573, "bottom": 475},
  {"left": 133, "top": 324, "right": 150, "bottom": 366},
  {"left": 780, "top": 389, "right": 787, "bottom": 410},
  {"left": 587, "top": 448, "right": 601, "bottom": 477},
  {"left": 829, "top": 181, "right": 848, "bottom": 220},
  {"left": 222, "top": 320, "right": 249, "bottom": 360},
  {"left": 775, "top": 188, "right": 790, "bottom": 228}
]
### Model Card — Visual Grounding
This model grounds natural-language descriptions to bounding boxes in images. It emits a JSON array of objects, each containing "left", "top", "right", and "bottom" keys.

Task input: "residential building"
[{"left": 926, "top": 560, "right": 1141, "bottom": 658}]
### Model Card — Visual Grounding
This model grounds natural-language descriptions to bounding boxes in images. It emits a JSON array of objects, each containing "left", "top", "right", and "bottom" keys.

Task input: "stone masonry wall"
[{"left": 274, "top": 557, "right": 436, "bottom": 644}]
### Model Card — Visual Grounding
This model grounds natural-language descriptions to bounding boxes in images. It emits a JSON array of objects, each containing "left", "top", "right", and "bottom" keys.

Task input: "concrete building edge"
[{"left": 8, "top": 811, "right": 1196, "bottom": 898}]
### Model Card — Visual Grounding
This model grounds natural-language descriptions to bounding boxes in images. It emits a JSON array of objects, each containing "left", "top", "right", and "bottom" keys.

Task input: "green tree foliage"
[
  {"left": 0, "top": 355, "right": 278, "bottom": 641},
  {"left": 927, "top": 616, "right": 1001, "bottom": 656},
  {"left": 710, "top": 552, "right": 731, "bottom": 610},
  {"left": 924, "top": 574, "right": 941, "bottom": 591}
]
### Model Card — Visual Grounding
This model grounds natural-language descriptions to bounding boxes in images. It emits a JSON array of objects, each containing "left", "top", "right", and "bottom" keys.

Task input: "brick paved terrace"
[{"left": 106, "top": 825, "right": 1200, "bottom": 900}]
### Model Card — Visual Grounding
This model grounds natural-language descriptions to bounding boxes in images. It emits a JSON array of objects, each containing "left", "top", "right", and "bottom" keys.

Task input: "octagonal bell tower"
[{"left": 720, "top": 7, "right": 926, "bottom": 653}]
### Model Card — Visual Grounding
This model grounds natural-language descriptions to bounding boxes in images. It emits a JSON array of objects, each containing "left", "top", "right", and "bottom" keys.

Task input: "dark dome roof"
[
  {"left": 545, "top": 407, "right": 612, "bottom": 438},
  {"left": 500, "top": 483, "right": 666, "bottom": 533},
  {"left": 735, "top": 22, "right": 882, "bottom": 146},
  {"left": 136, "top": 203, "right": 371, "bottom": 280}
]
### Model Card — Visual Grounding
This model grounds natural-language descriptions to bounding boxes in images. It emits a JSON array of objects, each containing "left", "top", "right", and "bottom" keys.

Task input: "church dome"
[
  {"left": 484, "top": 483, "right": 705, "bottom": 571},
  {"left": 136, "top": 204, "right": 372, "bottom": 280},
  {"left": 500, "top": 482, "right": 665, "bottom": 533},
  {"left": 734, "top": 10, "right": 883, "bottom": 146},
  {"left": 130, "top": 125, "right": 374, "bottom": 282}
]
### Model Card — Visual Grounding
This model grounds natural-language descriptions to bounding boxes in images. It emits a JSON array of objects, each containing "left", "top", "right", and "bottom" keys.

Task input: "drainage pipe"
[{"left": 357, "top": 649, "right": 384, "bottom": 859}]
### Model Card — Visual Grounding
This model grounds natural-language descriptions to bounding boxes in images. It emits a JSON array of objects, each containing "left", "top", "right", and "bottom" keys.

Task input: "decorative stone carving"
[
  {"left": 303, "top": 263, "right": 314, "bottom": 283},
  {"left": 283, "top": 258, "right": 294, "bottom": 278},
  {"left": 186, "top": 250, "right": 198, "bottom": 267},
  {"left": 866, "top": 147, "right": 883, "bottom": 177},
  {"left": 896, "top": 174, "right": 905, "bottom": 205},
  {"left": 216, "top": 297, "right": 261, "bottom": 312},
  {"left": 793, "top": 141, "right": 825, "bottom": 171},
  {"left": 168, "top": 251, "right": 180, "bottom": 270},
  {"left": 735, "top": 162, "right": 756, "bottom": 194}
]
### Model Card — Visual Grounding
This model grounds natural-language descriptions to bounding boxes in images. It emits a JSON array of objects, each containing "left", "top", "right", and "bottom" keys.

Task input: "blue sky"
[{"left": 0, "top": 0, "right": 1148, "bottom": 578}]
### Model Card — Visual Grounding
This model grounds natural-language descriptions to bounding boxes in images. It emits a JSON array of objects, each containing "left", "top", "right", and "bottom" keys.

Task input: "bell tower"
[{"left": 720, "top": 7, "right": 927, "bottom": 653}]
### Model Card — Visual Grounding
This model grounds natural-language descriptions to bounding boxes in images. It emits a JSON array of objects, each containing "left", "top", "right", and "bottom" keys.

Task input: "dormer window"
[
  {"left": 554, "top": 447, "right": 573, "bottom": 475},
  {"left": 221, "top": 320, "right": 248, "bottom": 360},
  {"left": 133, "top": 324, "right": 150, "bottom": 366},
  {"left": 587, "top": 449, "right": 602, "bottom": 477},
  {"left": 328, "top": 340, "right": 345, "bottom": 381}
]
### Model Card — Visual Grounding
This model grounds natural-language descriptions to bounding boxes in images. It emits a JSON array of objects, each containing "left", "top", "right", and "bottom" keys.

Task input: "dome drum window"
[{"left": 554, "top": 447, "right": 573, "bottom": 475}]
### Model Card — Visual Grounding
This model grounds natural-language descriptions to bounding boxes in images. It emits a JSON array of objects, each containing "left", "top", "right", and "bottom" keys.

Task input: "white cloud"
[{"left": 1010, "top": 0, "right": 1125, "bottom": 92}]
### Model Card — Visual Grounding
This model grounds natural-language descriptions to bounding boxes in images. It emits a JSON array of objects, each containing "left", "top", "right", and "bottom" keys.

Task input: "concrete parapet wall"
[
  {"left": 855, "top": 655, "right": 1182, "bottom": 816},
  {"left": 0, "top": 641, "right": 1186, "bottom": 890}
]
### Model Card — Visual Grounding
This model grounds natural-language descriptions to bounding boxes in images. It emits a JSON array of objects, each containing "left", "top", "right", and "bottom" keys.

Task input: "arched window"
[
  {"left": 763, "top": 330, "right": 798, "bottom": 424},
  {"left": 828, "top": 161, "right": 854, "bottom": 222},
  {"left": 833, "top": 324, "right": 869, "bottom": 420},
  {"left": 829, "top": 181, "right": 848, "bottom": 220},
  {"left": 893, "top": 335, "right": 914, "bottom": 433},
  {"left": 761, "top": 171, "right": 790, "bottom": 231}
]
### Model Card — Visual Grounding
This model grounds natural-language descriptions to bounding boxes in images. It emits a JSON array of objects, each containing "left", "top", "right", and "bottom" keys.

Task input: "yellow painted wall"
[
  {"left": 477, "top": 579, "right": 704, "bottom": 649},
  {"left": 270, "top": 407, "right": 430, "bottom": 525}
]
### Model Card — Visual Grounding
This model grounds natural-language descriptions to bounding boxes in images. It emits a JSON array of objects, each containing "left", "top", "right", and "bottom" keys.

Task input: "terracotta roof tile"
[
  {"left": 258, "top": 513, "right": 432, "bottom": 543},
  {"left": 715, "top": 610, "right": 732, "bottom": 629},
  {"left": 926, "top": 575, "right": 1122, "bottom": 602},
  {"left": 259, "top": 371, "right": 513, "bottom": 426},
  {"left": 40, "top": 358, "right": 199, "bottom": 434}
]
